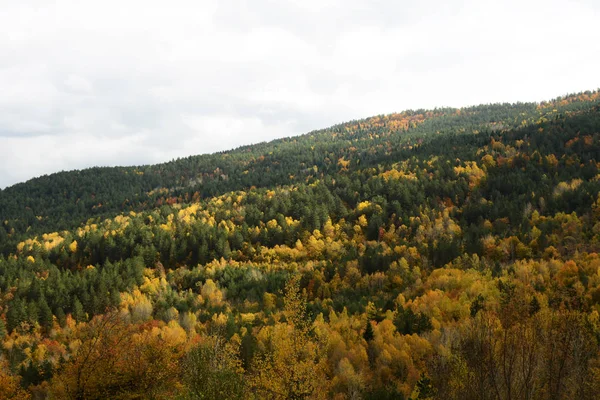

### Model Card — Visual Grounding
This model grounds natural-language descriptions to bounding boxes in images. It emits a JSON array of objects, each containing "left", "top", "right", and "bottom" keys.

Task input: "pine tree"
[
  {"left": 72, "top": 297, "right": 86, "bottom": 322},
  {"left": 363, "top": 320, "right": 374, "bottom": 342},
  {"left": 240, "top": 327, "right": 257, "bottom": 370},
  {"left": 470, "top": 294, "right": 485, "bottom": 317},
  {"left": 38, "top": 296, "right": 54, "bottom": 331},
  {"left": 110, "top": 290, "right": 121, "bottom": 307},
  {"left": 27, "top": 301, "right": 39, "bottom": 326},
  {"left": 529, "top": 296, "right": 541, "bottom": 316},
  {"left": 6, "top": 299, "right": 27, "bottom": 332},
  {"left": 55, "top": 307, "right": 67, "bottom": 327}
]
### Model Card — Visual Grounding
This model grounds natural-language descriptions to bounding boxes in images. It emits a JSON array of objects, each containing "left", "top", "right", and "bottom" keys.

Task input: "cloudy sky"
[{"left": 1, "top": 0, "right": 599, "bottom": 188}]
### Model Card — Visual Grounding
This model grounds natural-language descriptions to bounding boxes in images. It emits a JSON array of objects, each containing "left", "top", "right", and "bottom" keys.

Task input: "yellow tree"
[
  {"left": 48, "top": 311, "right": 182, "bottom": 400},
  {"left": 250, "top": 275, "right": 330, "bottom": 399},
  {"left": 0, "top": 359, "right": 30, "bottom": 400}
]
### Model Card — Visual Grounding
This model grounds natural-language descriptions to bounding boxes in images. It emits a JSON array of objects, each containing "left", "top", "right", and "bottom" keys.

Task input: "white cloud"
[
  {"left": 63, "top": 75, "right": 93, "bottom": 94},
  {"left": 0, "top": 0, "right": 599, "bottom": 188}
]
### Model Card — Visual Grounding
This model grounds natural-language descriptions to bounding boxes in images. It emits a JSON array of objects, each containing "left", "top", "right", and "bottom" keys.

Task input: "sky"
[{"left": 1, "top": 0, "right": 599, "bottom": 189}]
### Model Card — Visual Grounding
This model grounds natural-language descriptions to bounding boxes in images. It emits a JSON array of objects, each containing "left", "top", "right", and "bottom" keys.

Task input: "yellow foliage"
[
  {"left": 553, "top": 179, "right": 583, "bottom": 197},
  {"left": 140, "top": 271, "right": 167, "bottom": 296},
  {"left": 481, "top": 154, "right": 496, "bottom": 168},
  {"left": 380, "top": 169, "right": 418, "bottom": 181},
  {"left": 120, "top": 289, "right": 153, "bottom": 321},
  {"left": 454, "top": 161, "right": 486, "bottom": 188},
  {"left": 241, "top": 313, "right": 256, "bottom": 324},
  {"left": 415, "top": 209, "right": 461, "bottom": 246},
  {"left": 357, "top": 201, "right": 371, "bottom": 212},
  {"left": 545, "top": 154, "right": 559, "bottom": 167},
  {"left": 338, "top": 157, "right": 350, "bottom": 170},
  {"left": 307, "top": 234, "right": 326, "bottom": 257},
  {"left": 0, "top": 359, "right": 30, "bottom": 399},
  {"left": 212, "top": 312, "right": 228, "bottom": 327},
  {"left": 156, "top": 320, "right": 187, "bottom": 347},
  {"left": 263, "top": 292, "right": 276, "bottom": 311},
  {"left": 358, "top": 215, "right": 368, "bottom": 227},
  {"left": 250, "top": 276, "right": 330, "bottom": 399},
  {"left": 369, "top": 320, "right": 432, "bottom": 396},
  {"left": 178, "top": 203, "right": 199, "bottom": 223},
  {"left": 180, "top": 312, "right": 198, "bottom": 333},
  {"left": 201, "top": 279, "right": 224, "bottom": 307}
]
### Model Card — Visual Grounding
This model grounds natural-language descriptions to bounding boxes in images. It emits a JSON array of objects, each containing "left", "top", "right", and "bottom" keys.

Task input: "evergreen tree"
[
  {"left": 38, "top": 296, "right": 54, "bottom": 331},
  {"left": 27, "top": 301, "right": 39, "bottom": 326},
  {"left": 363, "top": 320, "right": 374, "bottom": 342},
  {"left": 6, "top": 299, "right": 26, "bottom": 332},
  {"left": 55, "top": 307, "right": 67, "bottom": 327},
  {"left": 72, "top": 297, "right": 86, "bottom": 322}
]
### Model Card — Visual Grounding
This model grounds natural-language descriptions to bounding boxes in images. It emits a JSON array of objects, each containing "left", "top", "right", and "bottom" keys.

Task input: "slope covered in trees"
[
  {"left": 2, "top": 91, "right": 597, "bottom": 253},
  {"left": 0, "top": 90, "right": 600, "bottom": 399}
]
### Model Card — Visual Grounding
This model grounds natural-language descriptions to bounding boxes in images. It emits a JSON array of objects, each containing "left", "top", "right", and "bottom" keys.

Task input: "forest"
[{"left": 1, "top": 90, "right": 600, "bottom": 399}]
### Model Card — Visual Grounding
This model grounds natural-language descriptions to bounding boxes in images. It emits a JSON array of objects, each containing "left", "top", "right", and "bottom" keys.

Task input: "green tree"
[
  {"left": 72, "top": 297, "right": 86, "bottom": 322},
  {"left": 38, "top": 296, "right": 54, "bottom": 331}
]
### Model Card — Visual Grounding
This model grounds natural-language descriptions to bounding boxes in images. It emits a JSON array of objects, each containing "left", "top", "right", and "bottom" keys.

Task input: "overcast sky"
[{"left": 1, "top": 0, "right": 599, "bottom": 188}]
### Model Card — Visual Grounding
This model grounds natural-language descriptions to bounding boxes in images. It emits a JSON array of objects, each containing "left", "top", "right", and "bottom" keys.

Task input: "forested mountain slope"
[
  {"left": 1, "top": 90, "right": 600, "bottom": 399},
  {"left": 2, "top": 91, "right": 598, "bottom": 253}
]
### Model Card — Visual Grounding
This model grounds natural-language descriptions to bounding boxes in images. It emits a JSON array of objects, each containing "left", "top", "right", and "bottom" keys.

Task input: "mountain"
[
  {"left": 2, "top": 92, "right": 598, "bottom": 253},
  {"left": 1, "top": 90, "right": 600, "bottom": 399}
]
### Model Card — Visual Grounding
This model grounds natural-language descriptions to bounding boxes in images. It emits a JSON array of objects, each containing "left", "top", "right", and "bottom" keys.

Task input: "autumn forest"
[{"left": 1, "top": 90, "right": 600, "bottom": 399}]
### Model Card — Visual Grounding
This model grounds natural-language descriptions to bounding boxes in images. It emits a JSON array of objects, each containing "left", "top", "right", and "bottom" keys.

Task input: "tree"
[
  {"left": 38, "top": 296, "right": 54, "bottom": 332},
  {"left": 49, "top": 311, "right": 182, "bottom": 400},
  {"left": 72, "top": 297, "right": 86, "bottom": 323},
  {"left": 428, "top": 309, "right": 600, "bottom": 400},
  {"left": 363, "top": 320, "right": 374, "bottom": 342},
  {"left": 394, "top": 306, "right": 432, "bottom": 335},
  {"left": 470, "top": 294, "right": 485, "bottom": 317},
  {"left": 6, "top": 299, "right": 26, "bottom": 332},
  {"left": 182, "top": 335, "right": 244, "bottom": 400},
  {"left": 0, "top": 359, "right": 30, "bottom": 400},
  {"left": 249, "top": 274, "right": 330, "bottom": 399}
]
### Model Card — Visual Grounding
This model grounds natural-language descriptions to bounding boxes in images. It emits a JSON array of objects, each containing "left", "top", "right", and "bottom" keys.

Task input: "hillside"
[
  {"left": 2, "top": 92, "right": 598, "bottom": 254},
  {"left": 1, "top": 90, "right": 600, "bottom": 399}
]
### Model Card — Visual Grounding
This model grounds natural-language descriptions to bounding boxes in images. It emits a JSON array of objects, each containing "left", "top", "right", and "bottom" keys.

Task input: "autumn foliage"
[{"left": 1, "top": 90, "right": 600, "bottom": 398}]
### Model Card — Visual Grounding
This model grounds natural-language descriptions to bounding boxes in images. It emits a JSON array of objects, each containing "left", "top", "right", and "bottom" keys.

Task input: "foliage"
[{"left": 0, "top": 90, "right": 599, "bottom": 398}]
